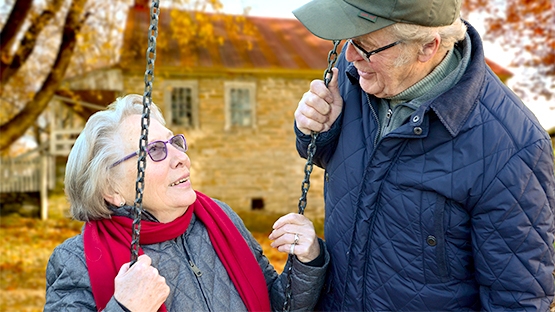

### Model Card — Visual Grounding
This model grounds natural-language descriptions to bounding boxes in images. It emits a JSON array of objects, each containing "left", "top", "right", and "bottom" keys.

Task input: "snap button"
[
  {"left": 412, "top": 115, "right": 420, "bottom": 123},
  {"left": 325, "top": 172, "right": 329, "bottom": 182},
  {"left": 426, "top": 235, "right": 437, "bottom": 246},
  {"left": 413, "top": 127, "right": 423, "bottom": 135}
]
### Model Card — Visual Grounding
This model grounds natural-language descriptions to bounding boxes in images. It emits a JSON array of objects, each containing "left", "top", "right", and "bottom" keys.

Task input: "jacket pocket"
[
  {"left": 423, "top": 193, "right": 450, "bottom": 283},
  {"left": 432, "top": 195, "right": 449, "bottom": 282}
]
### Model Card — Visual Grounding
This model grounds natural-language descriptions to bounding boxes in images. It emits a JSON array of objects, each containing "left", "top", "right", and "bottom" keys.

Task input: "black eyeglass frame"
[
  {"left": 348, "top": 39, "right": 402, "bottom": 62},
  {"left": 110, "top": 134, "right": 188, "bottom": 168}
]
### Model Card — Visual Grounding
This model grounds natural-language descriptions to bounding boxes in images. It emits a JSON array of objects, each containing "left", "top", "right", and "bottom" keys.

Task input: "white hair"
[
  {"left": 388, "top": 18, "right": 467, "bottom": 66},
  {"left": 65, "top": 94, "right": 166, "bottom": 221}
]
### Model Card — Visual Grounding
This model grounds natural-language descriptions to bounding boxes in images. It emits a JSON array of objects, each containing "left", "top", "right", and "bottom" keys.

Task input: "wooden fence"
[
  {"left": 0, "top": 151, "right": 52, "bottom": 219},
  {"left": 0, "top": 157, "right": 41, "bottom": 192}
]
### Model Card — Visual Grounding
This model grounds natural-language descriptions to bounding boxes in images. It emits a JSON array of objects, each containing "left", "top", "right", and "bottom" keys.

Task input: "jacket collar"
[
  {"left": 428, "top": 22, "right": 485, "bottom": 137},
  {"left": 345, "top": 21, "right": 485, "bottom": 137}
]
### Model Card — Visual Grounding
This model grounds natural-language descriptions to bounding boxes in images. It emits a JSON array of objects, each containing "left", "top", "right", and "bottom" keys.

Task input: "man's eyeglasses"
[
  {"left": 348, "top": 39, "right": 402, "bottom": 63},
  {"left": 111, "top": 134, "right": 188, "bottom": 168}
]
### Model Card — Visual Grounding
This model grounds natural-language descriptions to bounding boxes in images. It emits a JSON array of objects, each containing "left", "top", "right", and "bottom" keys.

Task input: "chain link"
[
  {"left": 130, "top": 0, "right": 160, "bottom": 266},
  {"left": 283, "top": 40, "right": 341, "bottom": 312}
]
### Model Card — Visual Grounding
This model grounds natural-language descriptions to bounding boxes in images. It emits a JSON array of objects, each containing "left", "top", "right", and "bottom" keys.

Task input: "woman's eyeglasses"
[
  {"left": 348, "top": 39, "right": 402, "bottom": 63},
  {"left": 111, "top": 134, "right": 188, "bottom": 168}
]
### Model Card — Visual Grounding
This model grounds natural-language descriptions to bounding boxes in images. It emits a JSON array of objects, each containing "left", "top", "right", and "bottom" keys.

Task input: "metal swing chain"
[
  {"left": 283, "top": 39, "right": 341, "bottom": 312},
  {"left": 130, "top": 0, "right": 160, "bottom": 266}
]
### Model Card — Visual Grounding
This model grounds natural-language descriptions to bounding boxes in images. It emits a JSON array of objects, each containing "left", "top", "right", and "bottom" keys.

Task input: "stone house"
[
  {"left": 52, "top": 5, "right": 340, "bottom": 219},
  {"left": 48, "top": 4, "right": 514, "bottom": 220}
]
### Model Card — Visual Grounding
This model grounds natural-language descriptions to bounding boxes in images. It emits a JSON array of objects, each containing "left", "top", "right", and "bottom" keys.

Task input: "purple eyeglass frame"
[{"left": 110, "top": 134, "right": 187, "bottom": 168}]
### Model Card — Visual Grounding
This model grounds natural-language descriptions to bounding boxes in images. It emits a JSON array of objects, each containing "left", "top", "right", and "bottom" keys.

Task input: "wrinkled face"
[
  {"left": 345, "top": 28, "right": 418, "bottom": 98},
  {"left": 117, "top": 114, "right": 196, "bottom": 222}
]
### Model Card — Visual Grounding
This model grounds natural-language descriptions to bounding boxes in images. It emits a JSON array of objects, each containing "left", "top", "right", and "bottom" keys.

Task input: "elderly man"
[{"left": 292, "top": 0, "right": 555, "bottom": 311}]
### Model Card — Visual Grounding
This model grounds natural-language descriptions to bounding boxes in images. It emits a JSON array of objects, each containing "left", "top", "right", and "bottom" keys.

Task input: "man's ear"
[{"left": 418, "top": 33, "right": 441, "bottom": 63}]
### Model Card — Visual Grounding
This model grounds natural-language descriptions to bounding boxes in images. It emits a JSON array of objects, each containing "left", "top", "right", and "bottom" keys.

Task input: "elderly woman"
[{"left": 44, "top": 94, "right": 328, "bottom": 311}]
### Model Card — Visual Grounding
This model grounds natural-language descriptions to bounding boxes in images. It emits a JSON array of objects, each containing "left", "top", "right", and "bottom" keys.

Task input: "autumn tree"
[
  {"left": 0, "top": 0, "right": 121, "bottom": 153},
  {"left": 462, "top": 0, "right": 554, "bottom": 101},
  {"left": 0, "top": 0, "right": 246, "bottom": 153}
]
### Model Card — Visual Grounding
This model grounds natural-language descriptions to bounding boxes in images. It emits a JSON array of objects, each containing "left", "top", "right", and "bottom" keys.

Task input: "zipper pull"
[
  {"left": 189, "top": 260, "right": 203, "bottom": 277},
  {"left": 385, "top": 108, "right": 393, "bottom": 127}
]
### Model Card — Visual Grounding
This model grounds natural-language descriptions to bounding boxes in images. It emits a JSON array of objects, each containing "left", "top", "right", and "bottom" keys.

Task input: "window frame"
[
  {"left": 163, "top": 80, "right": 199, "bottom": 129},
  {"left": 224, "top": 81, "right": 257, "bottom": 130}
]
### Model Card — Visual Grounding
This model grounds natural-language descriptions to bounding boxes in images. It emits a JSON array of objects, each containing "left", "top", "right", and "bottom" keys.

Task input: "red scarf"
[{"left": 83, "top": 191, "right": 271, "bottom": 312}]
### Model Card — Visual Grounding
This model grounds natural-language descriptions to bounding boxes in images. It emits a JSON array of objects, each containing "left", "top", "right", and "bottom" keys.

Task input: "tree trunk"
[
  {"left": 0, "top": 0, "right": 88, "bottom": 151},
  {"left": 1, "top": 0, "right": 64, "bottom": 85}
]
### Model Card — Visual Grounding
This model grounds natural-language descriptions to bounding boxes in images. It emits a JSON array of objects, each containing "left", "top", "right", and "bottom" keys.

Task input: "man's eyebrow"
[{"left": 354, "top": 35, "right": 379, "bottom": 48}]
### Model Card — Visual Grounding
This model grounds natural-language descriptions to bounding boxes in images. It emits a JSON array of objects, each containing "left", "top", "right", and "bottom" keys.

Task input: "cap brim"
[{"left": 293, "top": 0, "right": 396, "bottom": 40}]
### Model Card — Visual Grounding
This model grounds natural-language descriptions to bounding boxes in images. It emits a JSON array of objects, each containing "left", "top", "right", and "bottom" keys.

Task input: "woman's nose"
[{"left": 168, "top": 145, "right": 189, "bottom": 167}]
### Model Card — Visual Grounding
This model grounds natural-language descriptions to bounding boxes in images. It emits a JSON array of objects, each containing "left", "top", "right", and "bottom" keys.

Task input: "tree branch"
[
  {"left": 0, "top": 0, "right": 89, "bottom": 151},
  {"left": 0, "top": 0, "right": 65, "bottom": 85},
  {"left": 0, "top": 0, "right": 33, "bottom": 60}
]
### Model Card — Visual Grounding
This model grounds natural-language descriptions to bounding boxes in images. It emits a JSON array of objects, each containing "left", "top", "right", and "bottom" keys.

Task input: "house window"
[
  {"left": 164, "top": 80, "right": 198, "bottom": 128},
  {"left": 224, "top": 82, "right": 256, "bottom": 130},
  {"left": 171, "top": 88, "right": 192, "bottom": 126},
  {"left": 230, "top": 88, "right": 251, "bottom": 126}
]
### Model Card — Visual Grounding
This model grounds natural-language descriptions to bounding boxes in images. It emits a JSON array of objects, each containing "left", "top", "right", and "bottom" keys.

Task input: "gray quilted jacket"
[{"left": 45, "top": 199, "right": 329, "bottom": 311}]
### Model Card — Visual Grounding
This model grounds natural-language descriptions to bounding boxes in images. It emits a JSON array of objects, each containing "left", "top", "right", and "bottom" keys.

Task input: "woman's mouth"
[{"left": 169, "top": 178, "right": 189, "bottom": 187}]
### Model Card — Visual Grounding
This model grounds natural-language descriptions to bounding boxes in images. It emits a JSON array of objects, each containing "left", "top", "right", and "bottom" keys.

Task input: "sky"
[
  {"left": 219, "top": 0, "right": 555, "bottom": 130},
  {"left": 218, "top": 0, "right": 305, "bottom": 18}
]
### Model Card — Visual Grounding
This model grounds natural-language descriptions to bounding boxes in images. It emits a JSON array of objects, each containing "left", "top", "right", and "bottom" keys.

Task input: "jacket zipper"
[
  {"left": 189, "top": 259, "right": 203, "bottom": 277},
  {"left": 179, "top": 237, "right": 211, "bottom": 311},
  {"left": 366, "top": 93, "right": 381, "bottom": 147},
  {"left": 385, "top": 107, "right": 393, "bottom": 127}
]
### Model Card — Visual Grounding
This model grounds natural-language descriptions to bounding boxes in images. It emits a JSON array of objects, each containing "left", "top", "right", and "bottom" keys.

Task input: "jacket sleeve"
[
  {"left": 215, "top": 199, "right": 330, "bottom": 311},
  {"left": 472, "top": 138, "right": 555, "bottom": 311},
  {"left": 44, "top": 236, "right": 126, "bottom": 312},
  {"left": 270, "top": 239, "right": 329, "bottom": 312},
  {"left": 295, "top": 120, "right": 341, "bottom": 169}
]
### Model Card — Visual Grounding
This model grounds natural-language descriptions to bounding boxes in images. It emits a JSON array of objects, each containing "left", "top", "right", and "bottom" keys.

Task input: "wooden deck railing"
[
  {"left": 0, "top": 157, "right": 42, "bottom": 193},
  {"left": 0, "top": 150, "right": 53, "bottom": 220}
]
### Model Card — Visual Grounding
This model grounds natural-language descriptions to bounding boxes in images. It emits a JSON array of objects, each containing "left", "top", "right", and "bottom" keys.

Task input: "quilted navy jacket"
[{"left": 295, "top": 23, "right": 555, "bottom": 311}]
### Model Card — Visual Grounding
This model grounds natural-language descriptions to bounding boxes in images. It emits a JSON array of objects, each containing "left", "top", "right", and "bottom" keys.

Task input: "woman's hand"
[
  {"left": 114, "top": 254, "right": 170, "bottom": 312},
  {"left": 269, "top": 213, "right": 320, "bottom": 263},
  {"left": 294, "top": 67, "right": 343, "bottom": 135}
]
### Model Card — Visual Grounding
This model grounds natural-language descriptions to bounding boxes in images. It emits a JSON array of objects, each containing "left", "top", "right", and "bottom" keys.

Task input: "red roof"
[
  {"left": 484, "top": 58, "right": 513, "bottom": 78},
  {"left": 120, "top": 6, "right": 511, "bottom": 79},
  {"left": 121, "top": 7, "right": 344, "bottom": 72}
]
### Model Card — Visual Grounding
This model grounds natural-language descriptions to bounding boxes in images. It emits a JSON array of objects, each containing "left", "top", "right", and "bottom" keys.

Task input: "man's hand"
[{"left": 295, "top": 67, "right": 343, "bottom": 135}]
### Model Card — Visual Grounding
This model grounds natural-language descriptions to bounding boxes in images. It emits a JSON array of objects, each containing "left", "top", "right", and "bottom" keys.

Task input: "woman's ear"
[
  {"left": 418, "top": 33, "right": 441, "bottom": 63},
  {"left": 104, "top": 192, "right": 125, "bottom": 207}
]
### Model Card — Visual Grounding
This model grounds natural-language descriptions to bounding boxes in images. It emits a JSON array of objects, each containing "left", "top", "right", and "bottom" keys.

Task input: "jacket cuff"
[
  {"left": 104, "top": 296, "right": 130, "bottom": 312},
  {"left": 293, "top": 238, "right": 329, "bottom": 271},
  {"left": 294, "top": 118, "right": 342, "bottom": 147},
  {"left": 301, "top": 239, "right": 326, "bottom": 267}
]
